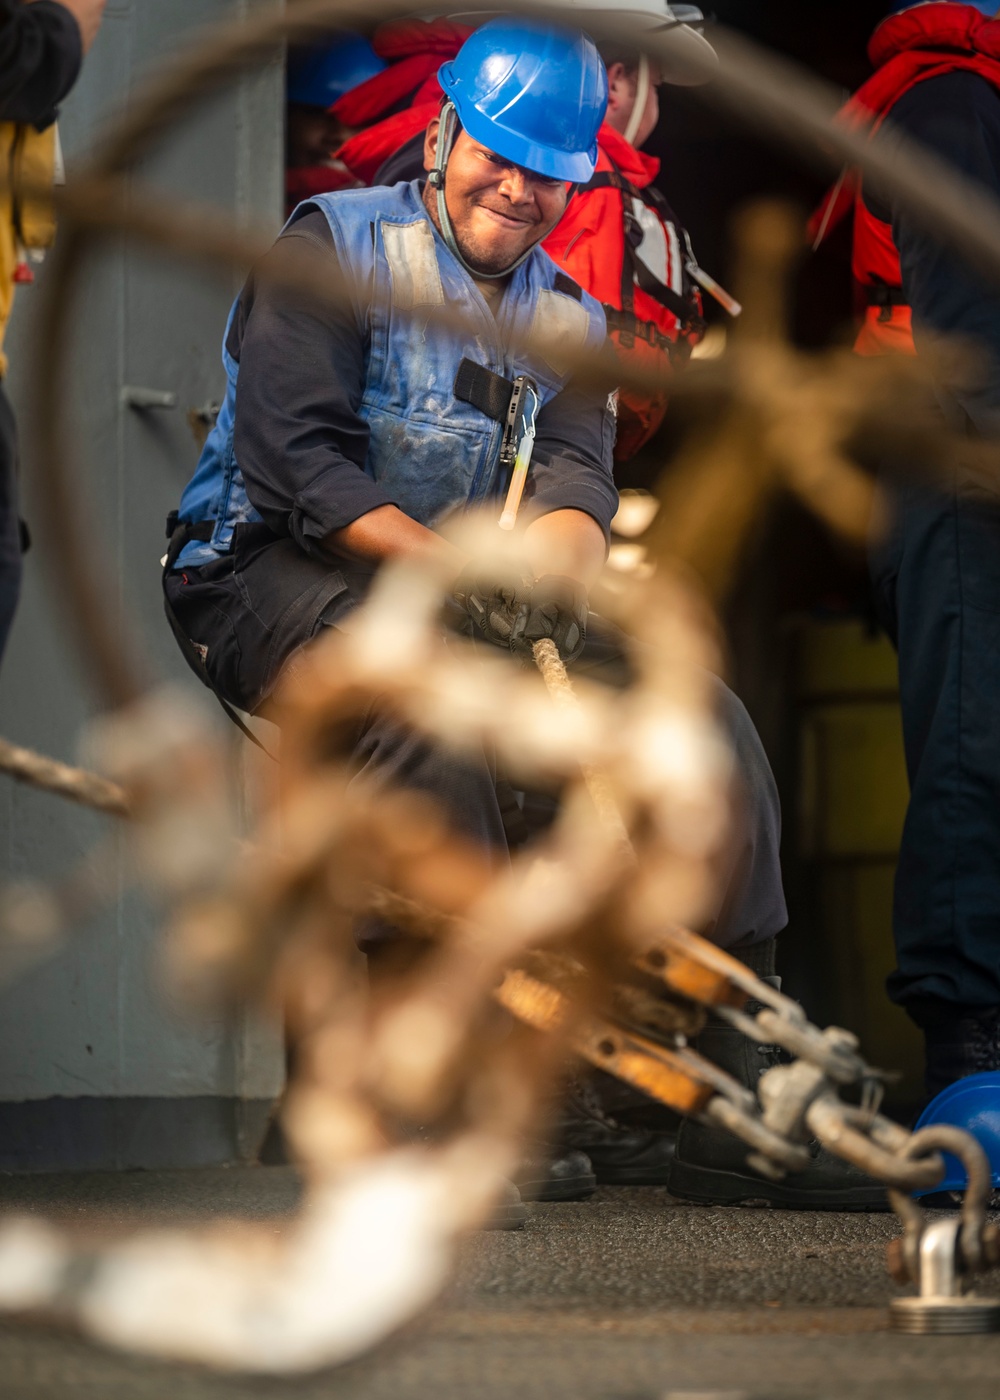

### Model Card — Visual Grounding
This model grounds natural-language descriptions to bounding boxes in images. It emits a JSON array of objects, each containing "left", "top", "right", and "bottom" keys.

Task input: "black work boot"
[
  {"left": 912, "top": 1002, "right": 1000, "bottom": 1102},
  {"left": 555, "top": 1074, "right": 678, "bottom": 1185},
  {"left": 908, "top": 1003, "right": 1000, "bottom": 1209},
  {"left": 668, "top": 986, "right": 889, "bottom": 1211},
  {"left": 488, "top": 1179, "right": 528, "bottom": 1229}
]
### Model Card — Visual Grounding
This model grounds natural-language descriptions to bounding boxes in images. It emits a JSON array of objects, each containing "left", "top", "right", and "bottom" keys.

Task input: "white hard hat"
[
  {"left": 445, "top": 2, "right": 717, "bottom": 87},
  {"left": 570, "top": 0, "right": 717, "bottom": 86}
]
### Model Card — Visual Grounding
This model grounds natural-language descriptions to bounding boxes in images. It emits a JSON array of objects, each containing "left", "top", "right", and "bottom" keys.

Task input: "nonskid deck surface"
[{"left": 0, "top": 1170, "right": 998, "bottom": 1400}]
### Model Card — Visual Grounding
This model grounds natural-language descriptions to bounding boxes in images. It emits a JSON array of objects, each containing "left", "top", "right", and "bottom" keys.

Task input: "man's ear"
[{"left": 423, "top": 117, "right": 441, "bottom": 173}]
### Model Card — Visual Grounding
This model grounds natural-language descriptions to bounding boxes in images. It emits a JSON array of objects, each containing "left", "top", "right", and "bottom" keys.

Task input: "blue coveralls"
[{"left": 165, "top": 181, "right": 787, "bottom": 955}]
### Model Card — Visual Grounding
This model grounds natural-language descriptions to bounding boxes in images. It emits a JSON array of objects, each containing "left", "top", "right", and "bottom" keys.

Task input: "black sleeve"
[
  {"left": 231, "top": 210, "right": 397, "bottom": 555},
  {"left": 0, "top": 0, "right": 82, "bottom": 128},
  {"left": 523, "top": 375, "right": 619, "bottom": 543},
  {"left": 877, "top": 72, "right": 1000, "bottom": 436}
]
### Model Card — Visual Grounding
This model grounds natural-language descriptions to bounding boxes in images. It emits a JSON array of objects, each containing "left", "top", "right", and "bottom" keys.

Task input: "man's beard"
[
  {"left": 454, "top": 229, "right": 531, "bottom": 276},
  {"left": 422, "top": 181, "right": 554, "bottom": 275},
  {"left": 455, "top": 205, "right": 546, "bottom": 276}
]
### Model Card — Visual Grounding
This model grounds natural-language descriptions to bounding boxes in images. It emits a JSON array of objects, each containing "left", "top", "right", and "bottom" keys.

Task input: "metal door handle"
[{"left": 121, "top": 386, "right": 177, "bottom": 410}]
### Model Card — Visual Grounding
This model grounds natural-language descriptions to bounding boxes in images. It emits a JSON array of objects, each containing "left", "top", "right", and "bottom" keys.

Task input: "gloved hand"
[
  {"left": 513, "top": 574, "right": 588, "bottom": 664},
  {"left": 451, "top": 566, "right": 529, "bottom": 650}
]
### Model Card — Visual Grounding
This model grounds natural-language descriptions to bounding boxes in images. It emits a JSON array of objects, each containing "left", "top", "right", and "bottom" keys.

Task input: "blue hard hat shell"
[
  {"left": 912, "top": 1071, "right": 1000, "bottom": 1195},
  {"left": 889, "top": 1, "right": 1000, "bottom": 15},
  {"left": 287, "top": 33, "right": 386, "bottom": 111},
  {"left": 438, "top": 18, "right": 608, "bottom": 184}
]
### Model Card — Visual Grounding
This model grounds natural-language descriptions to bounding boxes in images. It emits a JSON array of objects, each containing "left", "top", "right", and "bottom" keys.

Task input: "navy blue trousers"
[
  {"left": 344, "top": 647, "right": 786, "bottom": 957},
  {"left": 167, "top": 528, "right": 787, "bottom": 955},
  {"left": 871, "top": 466, "right": 1000, "bottom": 1014}
]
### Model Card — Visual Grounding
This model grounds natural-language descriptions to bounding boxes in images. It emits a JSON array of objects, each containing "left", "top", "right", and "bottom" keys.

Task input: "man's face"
[
  {"left": 423, "top": 122, "right": 571, "bottom": 277},
  {"left": 605, "top": 60, "right": 663, "bottom": 150}
]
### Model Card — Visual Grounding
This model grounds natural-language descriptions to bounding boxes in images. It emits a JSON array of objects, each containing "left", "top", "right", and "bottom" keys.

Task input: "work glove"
[
  {"left": 451, "top": 566, "right": 529, "bottom": 651},
  {"left": 512, "top": 574, "right": 588, "bottom": 665}
]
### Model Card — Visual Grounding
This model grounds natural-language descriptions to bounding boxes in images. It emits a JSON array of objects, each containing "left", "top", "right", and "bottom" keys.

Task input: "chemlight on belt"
[
  {"left": 682, "top": 229, "right": 743, "bottom": 318},
  {"left": 498, "top": 375, "right": 539, "bottom": 530},
  {"left": 453, "top": 357, "right": 540, "bottom": 527}
]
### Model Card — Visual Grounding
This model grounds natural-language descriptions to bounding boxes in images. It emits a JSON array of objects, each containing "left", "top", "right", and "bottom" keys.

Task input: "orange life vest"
[
  {"left": 545, "top": 124, "right": 703, "bottom": 460},
  {"left": 810, "top": 3, "right": 1000, "bottom": 357}
]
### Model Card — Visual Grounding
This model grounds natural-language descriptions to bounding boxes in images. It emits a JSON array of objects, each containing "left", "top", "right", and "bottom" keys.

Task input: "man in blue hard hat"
[
  {"left": 168, "top": 18, "right": 615, "bottom": 1214},
  {"left": 162, "top": 18, "right": 791, "bottom": 1211},
  {"left": 817, "top": 0, "right": 1000, "bottom": 1103},
  {"left": 168, "top": 17, "right": 617, "bottom": 733},
  {"left": 285, "top": 34, "right": 386, "bottom": 214}
]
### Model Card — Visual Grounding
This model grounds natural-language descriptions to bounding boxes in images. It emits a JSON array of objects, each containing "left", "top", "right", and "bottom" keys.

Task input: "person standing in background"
[
  {"left": 284, "top": 33, "right": 386, "bottom": 216},
  {"left": 0, "top": 0, "right": 106, "bottom": 661},
  {"left": 812, "top": 0, "right": 1000, "bottom": 1100}
]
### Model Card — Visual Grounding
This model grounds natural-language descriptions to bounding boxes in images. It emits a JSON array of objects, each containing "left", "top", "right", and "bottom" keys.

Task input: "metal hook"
[{"left": 891, "top": 1216, "right": 1000, "bottom": 1335}]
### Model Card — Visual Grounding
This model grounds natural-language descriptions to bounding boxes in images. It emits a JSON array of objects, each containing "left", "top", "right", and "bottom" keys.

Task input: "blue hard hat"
[
  {"left": 287, "top": 34, "right": 386, "bottom": 111},
  {"left": 438, "top": 18, "right": 608, "bottom": 184},
  {"left": 912, "top": 1071, "right": 1000, "bottom": 1195},
  {"left": 888, "top": 1, "right": 1000, "bottom": 14}
]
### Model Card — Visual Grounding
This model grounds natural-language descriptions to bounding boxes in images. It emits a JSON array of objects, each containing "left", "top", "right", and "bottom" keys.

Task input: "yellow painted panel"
[
  {"left": 799, "top": 702, "right": 909, "bottom": 858},
  {"left": 796, "top": 619, "right": 900, "bottom": 700}
]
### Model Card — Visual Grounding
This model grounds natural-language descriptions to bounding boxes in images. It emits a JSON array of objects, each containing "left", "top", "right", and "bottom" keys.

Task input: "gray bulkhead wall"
[{"left": 0, "top": 0, "right": 286, "bottom": 1170}]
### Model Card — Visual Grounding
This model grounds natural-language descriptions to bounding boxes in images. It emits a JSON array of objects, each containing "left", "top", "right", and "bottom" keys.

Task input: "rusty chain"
[{"left": 0, "top": 0, "right": 994, "bottom": 1373}]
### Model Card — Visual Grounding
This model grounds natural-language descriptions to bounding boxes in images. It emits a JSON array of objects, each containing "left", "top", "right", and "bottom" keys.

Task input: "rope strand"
[{"left": 0, "top": 736, "right": 129, "bottom": 816}]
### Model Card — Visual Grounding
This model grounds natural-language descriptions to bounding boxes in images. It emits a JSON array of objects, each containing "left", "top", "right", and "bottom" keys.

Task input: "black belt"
[
  {"left": 163, "top": 510, "right": 212, "bottom": 571},
  {"left": 865, "top": 281, "right": 907, "bottom": 323}
]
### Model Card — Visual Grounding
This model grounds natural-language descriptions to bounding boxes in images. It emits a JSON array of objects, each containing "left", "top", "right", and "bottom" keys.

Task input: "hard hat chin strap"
[
  {"left": 427, "top": 101, "right": 538, "bottom": 283},
  {"left": 623, "top": 54, "right": 650, "bottom": 148}
]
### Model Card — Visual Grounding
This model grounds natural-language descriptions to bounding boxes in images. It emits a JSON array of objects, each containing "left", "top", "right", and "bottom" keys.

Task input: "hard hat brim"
[{"left": 643, "top": 20, "right": 717, "bottom": 87}]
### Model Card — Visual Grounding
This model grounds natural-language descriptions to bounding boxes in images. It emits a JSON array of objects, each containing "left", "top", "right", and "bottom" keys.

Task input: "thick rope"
[
  {"left": 531, "top": 638, "right": 634, "bottom": 858},
  {"left": 0, "top": 736, "right": 129, "bottom": 816}
]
